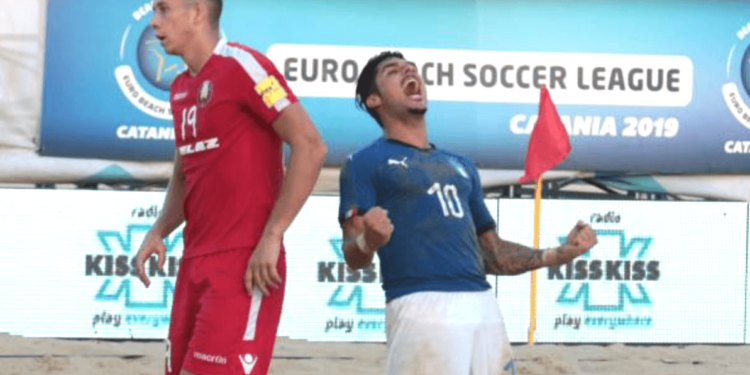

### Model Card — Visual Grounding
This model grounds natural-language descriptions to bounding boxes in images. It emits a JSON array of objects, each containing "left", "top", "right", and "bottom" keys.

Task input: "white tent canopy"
[{"left": 0, "top": 0, "right": 172, "bottom": 185}]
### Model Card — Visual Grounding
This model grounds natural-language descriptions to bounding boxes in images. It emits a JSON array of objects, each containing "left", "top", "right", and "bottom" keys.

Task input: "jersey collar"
[
  {"left": 187, "top": 36, "right": 228, "bottom": 78},
  {"left": 213, "top": 36, "right": 228, "bottom": 55},
  {"left": 384, "top": 137, "right": 436, "bottom": 152}
]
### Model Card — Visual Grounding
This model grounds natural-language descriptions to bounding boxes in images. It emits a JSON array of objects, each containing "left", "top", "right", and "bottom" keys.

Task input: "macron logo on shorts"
[{"left": 239, "top": 354, "right": 257, "bottom": 375}]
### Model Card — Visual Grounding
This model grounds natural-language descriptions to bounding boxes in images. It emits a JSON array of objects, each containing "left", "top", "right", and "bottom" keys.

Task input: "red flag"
[{"left": 518, "top": 87, "right": 571, "bottom": 184}]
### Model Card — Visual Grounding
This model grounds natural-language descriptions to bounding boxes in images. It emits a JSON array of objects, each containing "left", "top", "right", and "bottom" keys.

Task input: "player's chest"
[
  {"left": 170, "top": 70, "right": 243, "bottom": 148},
  {"left": 375, "top": 153, "right": 474, "bottom": 198}
]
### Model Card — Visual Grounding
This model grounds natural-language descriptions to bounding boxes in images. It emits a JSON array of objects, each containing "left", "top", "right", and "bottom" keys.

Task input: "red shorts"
[{"left": 166, "top": 247, "right": 286, "bottom": 375}]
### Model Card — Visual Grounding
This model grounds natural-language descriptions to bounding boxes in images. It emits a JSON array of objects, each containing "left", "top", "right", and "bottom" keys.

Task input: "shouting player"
[
  {"left": 135, "top": 1, "right": 327, "bottom": 374},
  {"left": 338, "top": 51, "right": 598, "bottom": 375}
]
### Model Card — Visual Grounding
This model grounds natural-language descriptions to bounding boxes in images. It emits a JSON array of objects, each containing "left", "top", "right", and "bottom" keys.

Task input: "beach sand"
[{"left": 1, "top": 333, "right": 748, "bottom": 375}]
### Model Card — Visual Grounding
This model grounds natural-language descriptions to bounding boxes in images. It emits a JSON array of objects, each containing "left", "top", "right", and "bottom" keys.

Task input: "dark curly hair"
[{"left": 355, "top": 51, "right": 405, "bottom": 128}]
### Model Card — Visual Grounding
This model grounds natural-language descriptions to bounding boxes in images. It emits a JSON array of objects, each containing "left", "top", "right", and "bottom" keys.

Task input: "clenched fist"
[
  {"left": 544, "top": 221, "right": 599, "bottom": 266},
  {"left": 360, "top": 207, "right": 394, "bottom": 254},
  {"left": 566, "top": 220, "right": 598, "bottom": 251}
]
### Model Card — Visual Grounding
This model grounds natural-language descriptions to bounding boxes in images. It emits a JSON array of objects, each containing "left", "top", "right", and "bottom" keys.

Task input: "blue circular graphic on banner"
[
  {"left": 741, "top": 44, "right": 750, "bottom": 98},
  {"left": 136, "top": 26, "right": 182, "bottom": 92}
]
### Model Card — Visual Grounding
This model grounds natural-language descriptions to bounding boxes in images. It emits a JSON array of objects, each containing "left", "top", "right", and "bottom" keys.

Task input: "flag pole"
[
  {"left": 528, "top": 176, "right": 543, "bottom": 346},
  {"left": 521, "top": 84, "right": 570, "bottom": 346}
]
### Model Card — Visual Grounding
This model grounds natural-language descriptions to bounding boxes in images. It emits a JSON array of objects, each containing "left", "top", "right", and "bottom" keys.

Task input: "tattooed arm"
[{"left": 478, "top": 221, "right": 598, "bottom": 276}]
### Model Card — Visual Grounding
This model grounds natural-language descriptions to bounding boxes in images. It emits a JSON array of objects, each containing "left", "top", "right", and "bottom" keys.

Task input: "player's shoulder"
[
  {"left": 344, "top": 138, "right": 393, "bottom": 169},
  {"left": 224, "top": 41, "right": 265, "bottom": 58},
  {"left": 214, "top": 40, "right": 275, "bottom": 70},
  {"left": 436, "top": 147, "right": 481, "bottom": 177},
  {"left": 439, "top": 147, "right": 476, "bottom": 167}
]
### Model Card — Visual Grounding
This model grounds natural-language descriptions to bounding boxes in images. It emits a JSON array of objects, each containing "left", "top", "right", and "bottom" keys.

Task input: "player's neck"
[
  {"left": 383, "top": 119, "right": 429, "bottom": 149},
  {"left": 182, "top": 31, "right": 221, "bottom": 76}
]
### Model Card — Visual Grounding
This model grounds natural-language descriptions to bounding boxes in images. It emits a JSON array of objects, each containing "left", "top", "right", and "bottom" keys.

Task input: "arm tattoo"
[{"left": 479, "top": 232, "right": 547, "bottom": 275}]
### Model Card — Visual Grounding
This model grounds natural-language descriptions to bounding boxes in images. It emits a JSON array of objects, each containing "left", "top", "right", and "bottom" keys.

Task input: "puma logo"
[{"left": 388, "top": 157, "right": 408, "bottom": 168}]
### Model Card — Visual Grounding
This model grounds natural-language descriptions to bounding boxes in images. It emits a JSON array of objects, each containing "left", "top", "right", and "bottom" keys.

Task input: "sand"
[{"left": 0, "top": 333, "right": 748, "bottom": 375}]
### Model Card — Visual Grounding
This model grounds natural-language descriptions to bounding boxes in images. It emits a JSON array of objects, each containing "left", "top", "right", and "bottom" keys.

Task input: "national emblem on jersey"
[
  {"left": 198, "top": 80, "right": 213, "bottom": 107},
  {"left": 254, "top": 75, "right": 287, "bottom": 108},
  {"left": 448, "top": 157, "right": 470, "bottom": 179}
]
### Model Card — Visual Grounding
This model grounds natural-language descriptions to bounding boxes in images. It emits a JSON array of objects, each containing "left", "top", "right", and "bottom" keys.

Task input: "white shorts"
[{"left": 385, "top": 290, "right": 516, "bottom": 375}]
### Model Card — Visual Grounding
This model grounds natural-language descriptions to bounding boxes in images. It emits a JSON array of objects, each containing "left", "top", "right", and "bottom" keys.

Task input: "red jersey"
[{"left": 169, "top": 39, "right": 298, "bottom": 258}]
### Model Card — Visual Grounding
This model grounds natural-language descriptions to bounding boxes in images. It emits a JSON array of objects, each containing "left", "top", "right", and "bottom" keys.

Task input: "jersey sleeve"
[
  {"left": 465, "top": 158, "right": 496, "bottom": 235},
  {"left": 233, "top": 47, "right": 299, "bottom": 127},
  {"left": 338, "top": 155, "right": 377, "bottom": 225}
]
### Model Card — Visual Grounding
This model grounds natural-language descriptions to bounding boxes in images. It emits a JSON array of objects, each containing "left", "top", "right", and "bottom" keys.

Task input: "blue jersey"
[{"left": 338, "top": 137, "right": 496, "bottom": 302}]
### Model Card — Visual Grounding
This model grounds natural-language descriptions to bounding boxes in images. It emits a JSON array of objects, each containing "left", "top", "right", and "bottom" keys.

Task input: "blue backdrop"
[{"left": 39, "top": 0, "right": 750, "bottom": 174}]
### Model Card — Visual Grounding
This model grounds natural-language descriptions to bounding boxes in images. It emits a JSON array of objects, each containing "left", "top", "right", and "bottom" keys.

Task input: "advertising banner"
[
  {"left": 0, "top": 189, "right": 181, "bottom": 339},
  {"left": 497, "top": 199, "right": 747, "bottom": 344},
  {"left": 0, "top": 188, "right": 746, "bottom": 344},
  {"left": 0, "top": 190, "right": 498, "bottom": 342},
  {"left": 40, "top": 0, "right": 750, "bottom": 174}
]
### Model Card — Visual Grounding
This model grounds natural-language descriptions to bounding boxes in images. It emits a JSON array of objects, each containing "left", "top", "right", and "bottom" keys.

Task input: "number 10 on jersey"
[{"left": 428, "top": 182, "right": 464, "bottom": 218}]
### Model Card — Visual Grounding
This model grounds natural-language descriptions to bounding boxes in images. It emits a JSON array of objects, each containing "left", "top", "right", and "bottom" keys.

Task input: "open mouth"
[{"left": 402, "top": 76, "right": 423, "bottom": 100}]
